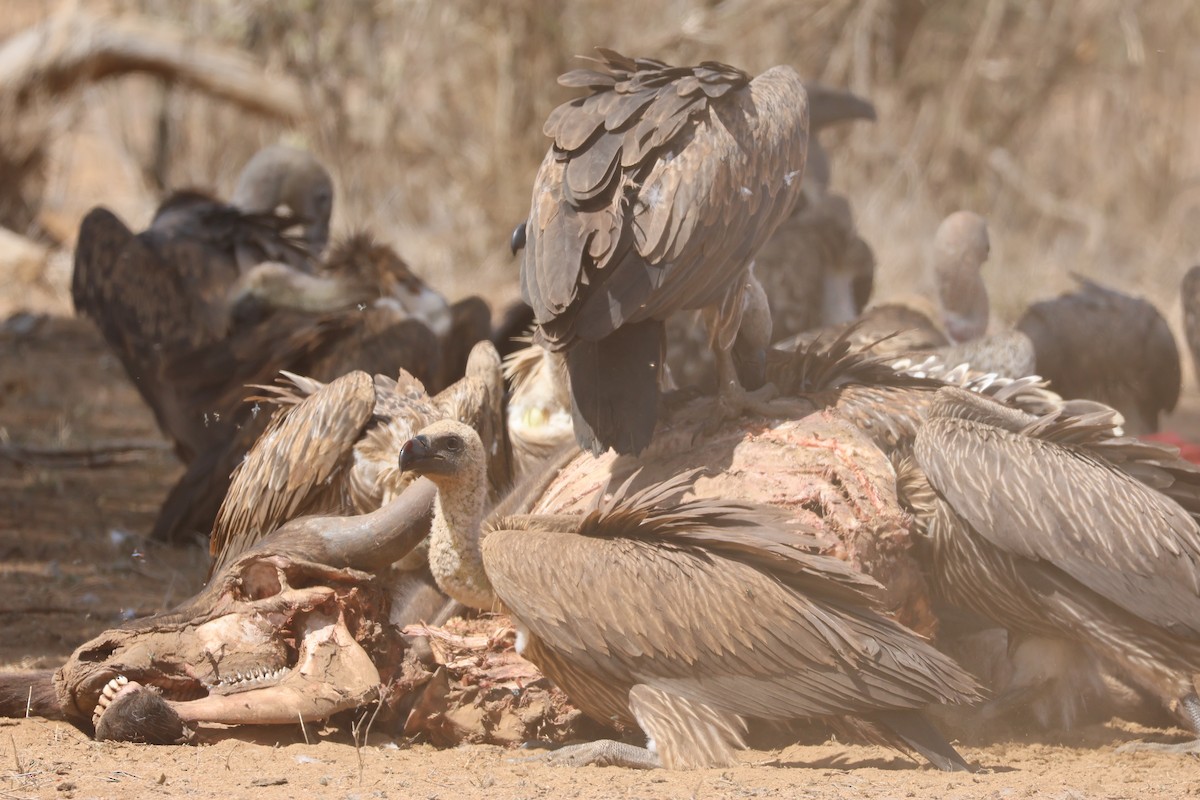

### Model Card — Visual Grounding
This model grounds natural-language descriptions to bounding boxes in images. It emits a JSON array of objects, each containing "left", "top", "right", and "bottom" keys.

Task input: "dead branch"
[
  {"left": 0, "top": 10, "right": 304, "bottom": 120},
  {"left": 0, "top": 438, "right": 170, "bottom": 468}
]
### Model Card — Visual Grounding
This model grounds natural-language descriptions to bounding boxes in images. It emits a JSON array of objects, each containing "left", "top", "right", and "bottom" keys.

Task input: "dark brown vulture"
[
  {"left": 72, "top": 145, "right": 331, "bottom": 464},
  {"left": 796, "top": 82, "right": 876, "bottom": 201},
  {"left": 74, "top": 144, "right": 494, "bottom": 543},
  {"left": 520, "top": 49, "right": 809, "bottom": 454},
  {"left": 1183, "top": 266, "right": 1200, "bottom": 382},
  {"left": 1016, "top": 275, "right": 1180, "bottom": 434}
]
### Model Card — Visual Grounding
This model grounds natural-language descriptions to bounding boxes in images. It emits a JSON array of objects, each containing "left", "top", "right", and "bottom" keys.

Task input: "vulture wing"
[
  {"left": 208, "top": 370, "right": 377, "bottom": 574},
  {"left": 484, "top": 474, "right": 979, "bottom": 729},
  {"left": 915, "top": 404, "right": 1200, "bottom": 638}
]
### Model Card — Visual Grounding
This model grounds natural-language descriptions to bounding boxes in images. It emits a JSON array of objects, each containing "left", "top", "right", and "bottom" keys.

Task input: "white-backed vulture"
[
  {"left": 897, "top": 387, "right": 1200, "bottom": 750},
  {"left": 520, "top": 49, "right": 809, "bottom": 455},
  {"left": 399, "top": 421, "right": 980, "bottom": 771},
  {"left": 231, "top": 145, "right": 333, "bottom": 255},
  {"left": 778, "top": 210, "right": 992, "bottom": 364}
]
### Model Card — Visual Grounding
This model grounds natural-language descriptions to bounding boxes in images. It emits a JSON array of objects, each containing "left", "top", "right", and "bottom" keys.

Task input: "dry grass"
[{"left": 6, "top": 1, "right": 1200, "bottom": 355}]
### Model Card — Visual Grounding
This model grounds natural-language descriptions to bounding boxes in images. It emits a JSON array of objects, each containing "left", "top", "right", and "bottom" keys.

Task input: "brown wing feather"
[
  {"left": 915, "top": 405, "right": 1200, "bottom": 636},
  {"left": 483, "top": 476, "right": 980, "bottom": 731},
  {"left": 208, "top": 370, "right": 377, "bottom": 574},
  {"left": 72, "top": 207, "right": 237, "bottom": 456},
  {"left": 522, "top": 52, "right": 808, "bottom": 346}
]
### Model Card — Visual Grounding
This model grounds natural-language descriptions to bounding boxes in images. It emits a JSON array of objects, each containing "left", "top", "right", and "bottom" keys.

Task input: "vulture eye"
[{"left": 444, "top": 435, "right": 464, "bottom": 452}]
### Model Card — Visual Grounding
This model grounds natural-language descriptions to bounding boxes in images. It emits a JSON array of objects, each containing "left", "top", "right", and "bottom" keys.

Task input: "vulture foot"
[
  {"left": 1115, "top": 738, "right": 1200, "bottom": 756},
  {"left": 716, "top": 381, "right": 784, "bottom": 423},
  {"left": 533, "top": 739, "right": 661, "bottom": 769},
  {"left": 1115, "top": 694, "right": 1200, "bottom": 756}
]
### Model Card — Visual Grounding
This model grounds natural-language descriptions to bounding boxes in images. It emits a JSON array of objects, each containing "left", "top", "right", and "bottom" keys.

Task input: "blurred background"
[{"left": 2, "top": 0, "right": 1199, "bottom": 379}]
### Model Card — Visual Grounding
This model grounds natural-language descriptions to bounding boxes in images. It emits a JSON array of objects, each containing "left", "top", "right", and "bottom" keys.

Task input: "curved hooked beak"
[
  {"left": 399, "top": 434, "right": 434, "bottom": 474},
  {"left": 509, "top": 221, "right": 527, "bottom": 256}
]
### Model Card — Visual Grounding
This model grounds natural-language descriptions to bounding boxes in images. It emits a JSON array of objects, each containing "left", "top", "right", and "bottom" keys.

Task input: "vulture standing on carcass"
[
  {"left": 665, "top": 83, "right": 877, "bottom": 389},
  {"left": 207, "top": 340, "right": 511, "bottom": 578},
  {"left": 1016, "top": 275, "right": 1180, "bottom": 434},
  {"left": 897, "top": 387, "right": 1200, "bottom": 749},
  {"left": 520, "top": 49, "right": 809, "bottom": 454},
  {"left": 399, "top": 420, "right": 981, "bottom": 771}
]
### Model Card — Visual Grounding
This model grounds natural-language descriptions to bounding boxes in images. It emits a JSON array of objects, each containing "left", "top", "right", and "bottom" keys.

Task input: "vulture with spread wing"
[
  {"left": 520, "top": 49, "right": 809, "bottom": 454},
  {"left": 207, "top": 340, "right": 511, "bottom": 577}
]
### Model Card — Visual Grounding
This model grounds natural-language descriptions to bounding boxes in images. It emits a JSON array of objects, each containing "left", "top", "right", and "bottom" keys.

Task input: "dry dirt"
[{"left": 2, "top": 317, "right": 1200, "bottom": 800}]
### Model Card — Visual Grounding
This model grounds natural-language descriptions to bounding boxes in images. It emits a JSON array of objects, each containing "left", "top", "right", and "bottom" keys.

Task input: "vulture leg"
[
  {"left": 975, "top": 637, "right": 1105, "bottom": 732},
  {"left": 535, "top": 740, "right": 661, "bottom": 770},
  {"left": 707, "top": 266, "right": 786, "bottom": 424},
  {"left": 1116, "top": 694, "right": 1200, "bottom": 756}
]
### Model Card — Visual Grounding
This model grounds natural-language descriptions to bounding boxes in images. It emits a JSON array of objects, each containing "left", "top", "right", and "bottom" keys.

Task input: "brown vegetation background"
[{"left": 4, "top": 0, "right": 1200, "bottom": 371}]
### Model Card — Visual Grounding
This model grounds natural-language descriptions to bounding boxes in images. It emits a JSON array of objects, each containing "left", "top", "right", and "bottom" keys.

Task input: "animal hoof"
[{"left": 94, "top": 680, "right": 194, "bottom": 745}]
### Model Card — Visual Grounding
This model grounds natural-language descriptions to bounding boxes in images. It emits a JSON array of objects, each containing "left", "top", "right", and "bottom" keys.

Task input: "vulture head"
[
  {"left": 932, "top": 210, "right": 991, "bottom": 343},
  {"left": 231, "top": 144, "right": 334, "bottom": 255},
  {"left": 399, "top": 418, "right": 486, "bottom": 484}
]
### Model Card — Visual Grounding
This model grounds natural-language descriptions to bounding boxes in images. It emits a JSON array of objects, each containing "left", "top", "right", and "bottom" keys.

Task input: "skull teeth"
[
  {"left": 202, "top": 666, "right": 287, "bottom": 690},
  {"left": 92, "top": 675, "right": 131, "bottom": 726}
]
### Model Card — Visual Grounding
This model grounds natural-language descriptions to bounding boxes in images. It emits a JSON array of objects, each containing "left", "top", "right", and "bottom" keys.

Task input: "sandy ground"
[{"left": 2, "top": 316, "right": 1200, "bottom": 800}]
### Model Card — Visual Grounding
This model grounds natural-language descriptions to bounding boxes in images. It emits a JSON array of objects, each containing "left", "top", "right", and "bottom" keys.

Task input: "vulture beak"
[
  {"left": 509, "top": 221, "right": 527, "bottom": 256},
  {"left": 399, "top": 434, "right": 434, "bottom": 474}
]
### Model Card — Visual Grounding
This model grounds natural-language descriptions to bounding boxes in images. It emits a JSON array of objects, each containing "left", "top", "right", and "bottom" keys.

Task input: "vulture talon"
[
  {"left": 1115, "top": 739, "right": 1200, "bottom": 757},
  {"left": 538, "top": 740, "right": 661, "bottom": 769},
  {"left": 715, "top": 381, "right": 783, "bottom": 424}
]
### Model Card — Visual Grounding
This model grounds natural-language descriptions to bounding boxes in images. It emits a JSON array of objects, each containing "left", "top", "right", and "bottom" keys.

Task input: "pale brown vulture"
[
  {"left": 400, "top": 421, "right": 980, "bottom": 771},
  {"left": 898, "top": 387, "right": 1200, "bottom": 749},
  {"left": 206, "top": 340, "right": 511, "bottom": 577},
  {"left": 520, "top": 49, "right": 809, "bottom": 454}
]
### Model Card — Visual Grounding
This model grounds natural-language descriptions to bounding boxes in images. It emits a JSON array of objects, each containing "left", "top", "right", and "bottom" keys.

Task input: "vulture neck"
[{"left": 427, "top": 458, "right": 496, "bottom": 611}]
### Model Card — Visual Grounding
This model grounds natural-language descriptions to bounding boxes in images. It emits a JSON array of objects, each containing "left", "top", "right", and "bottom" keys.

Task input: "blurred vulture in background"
[
  {"left": 1016, "top": 275, "right": 1180, "bottom": 434},
  {"left": 73, "top": 145, "right": 491, "bottom": 543},
  {"left": 897, "top": 388, "right": 1200, "bottom": 750},
  {"left": 520, "top": 49, "right": 809, "bottom": 455},
  {"left": 1183, "top": 266, "right": 1200, "bottom": 383},
  {"left": 777, "top": 210, "right": 991, "bottom": 356},
  {"left": 72, "top": 145, "right": 330, "bottom": 464}
]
